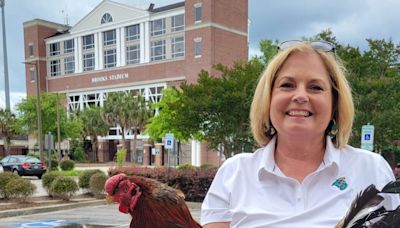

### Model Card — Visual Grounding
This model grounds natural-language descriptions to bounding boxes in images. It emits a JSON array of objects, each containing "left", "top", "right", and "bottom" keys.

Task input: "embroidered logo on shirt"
[{"left": 332, "top": 177, "right": 348, "bottom": 190}]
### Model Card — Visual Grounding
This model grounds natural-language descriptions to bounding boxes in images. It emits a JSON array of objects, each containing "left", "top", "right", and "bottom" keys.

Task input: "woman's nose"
[{"left": 292, "top": 87, "right": 309, "bottom": 103}]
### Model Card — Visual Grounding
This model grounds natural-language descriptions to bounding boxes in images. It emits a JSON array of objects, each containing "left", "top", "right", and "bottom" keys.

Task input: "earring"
[
  {"left": 327, "top": 120, "right": 338, "bottom": 138},
  {"left": 265, "top": 124, "right": 276, "bottom": 137}
]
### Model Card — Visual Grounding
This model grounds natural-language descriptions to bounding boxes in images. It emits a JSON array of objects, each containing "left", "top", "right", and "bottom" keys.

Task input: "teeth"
[{"left": 288, "top": 110, "right": 310, "bottom": 117}]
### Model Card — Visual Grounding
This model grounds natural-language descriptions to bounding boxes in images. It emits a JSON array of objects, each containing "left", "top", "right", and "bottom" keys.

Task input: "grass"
[{"left": 50, "top": 170, "right": 83, "bottom": 176}]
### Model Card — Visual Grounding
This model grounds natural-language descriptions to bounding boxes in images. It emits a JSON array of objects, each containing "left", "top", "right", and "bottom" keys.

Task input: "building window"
[
  {"left": 83, "top": 53, "right": 95, "bottom": 71},
  {"left": 29, "top": 68, "right": 35, "bottom": 81},
  {"left": 150, "top": 40, "right": 166, "bottom": 61},
  {"left": 194, "top": 38, "right": 202, "bottom": 57},
  {"left": 50, "top": 60, "right": 61, "bottom": 76},
  {"left": 64, "top": 56, "right": 75, "bottom": 74},
  {"left": 126, "top": 24, "right": 140, "bottom": 41},
  {"left": 101, "top": 13, "right": 113, "bottom": 24},
  {"left": 29, "top": 44, "right": 34, "bottom": 57},
  {"left": 150, "top": 18, "right": 165, "bottom": 36},
  {"left": 64, "top": 39, "right": 74, "bottom": 53},
  {"left": 126, "top": 45, "right": 140, "bottom": 65},
  {"left": 195, "top": 5, "right": 202, "bottom": 23},
  {"left": 172, "top": 14, "right": 184, "bottom": 32},
  {"left": 103, "top": 30, "right": 116, "bottom": 46},
  {"left": 104, "top": 49, "right": 116, "bottom": 68},
  {"left": 50, "top": 43, "right": 60, "bottom": 56},
  {"left": 83, "top": 34, "right": 94, "bottom": 50},
  {"left": 172, "top": 36, "right": 185, "bottom": 58}
]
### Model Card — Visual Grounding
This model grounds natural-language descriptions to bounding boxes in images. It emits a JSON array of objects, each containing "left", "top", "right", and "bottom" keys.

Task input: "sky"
[{"left": 0, "top": 0, "right": 400, "bottom": 110}]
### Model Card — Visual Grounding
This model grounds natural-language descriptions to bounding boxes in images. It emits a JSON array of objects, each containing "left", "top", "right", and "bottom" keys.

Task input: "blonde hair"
[{"left": 250, "top": 43, "right": 354, "bottom": 148}]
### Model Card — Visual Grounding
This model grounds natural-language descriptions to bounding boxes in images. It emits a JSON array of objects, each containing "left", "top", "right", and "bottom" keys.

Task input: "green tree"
[
  {"left": 78, "top": 106, "right": 109, "bottom": 162},
  {"left": 0, "top": 109, "right": 19, "bottom": 155},
  {"left": 147, "top": 60, "right": 264, "bottom": 158},
  {"left": 129, "top": 94, "right": 152, "bottom": 163},
  {"left": 102, "top": 92, "right": 152, "bottom": 162},
  {"left": 16, "top": 93, "right": 82, "bottom": 159}
]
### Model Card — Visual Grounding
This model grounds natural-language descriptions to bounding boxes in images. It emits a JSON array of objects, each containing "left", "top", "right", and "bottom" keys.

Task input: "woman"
[{"left": 200, "top": 41, "right": 398, "bottom": 227}]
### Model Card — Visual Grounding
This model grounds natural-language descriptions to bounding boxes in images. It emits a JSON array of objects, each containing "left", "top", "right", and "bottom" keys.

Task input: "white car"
[{"left": 0, "top": 164, "right": 3, "bottom": 173}]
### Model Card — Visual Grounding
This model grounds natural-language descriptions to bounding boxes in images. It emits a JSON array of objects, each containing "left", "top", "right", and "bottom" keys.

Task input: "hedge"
[{"left": 109, "top": 166, "right": 217, "bottom": 202}]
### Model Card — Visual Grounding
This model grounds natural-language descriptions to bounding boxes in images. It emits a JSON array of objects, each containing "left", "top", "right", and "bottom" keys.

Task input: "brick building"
[{"left": 23, "top": 0, "right": 248, "bottom": 166}]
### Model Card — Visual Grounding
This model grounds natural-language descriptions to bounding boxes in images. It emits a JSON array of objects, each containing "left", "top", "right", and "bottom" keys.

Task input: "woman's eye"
[
  {"left": 280, "top": 83, "right": 294, "bottom": 88},
  {"left": 310, "top": 85, "right": 323, "bottom": 91}
]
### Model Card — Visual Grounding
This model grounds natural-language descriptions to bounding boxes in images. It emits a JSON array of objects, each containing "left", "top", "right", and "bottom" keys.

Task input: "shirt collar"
[
  {"left": 322, "top": 137, "right": 341, "bottom": 168},
  {"left": 257, "top": 137, "right": 341, "bottom": 180}
]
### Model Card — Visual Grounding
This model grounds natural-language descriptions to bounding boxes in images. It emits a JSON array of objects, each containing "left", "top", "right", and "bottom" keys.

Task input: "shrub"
[
  {"left": 79, "top": 169, "right": 103, "bottom": 189},
  {"left": 177, "top": 163, "right": 195, "bottom": 171},
  {"left": 70, "top": 139, "right": 85, "bottom": 162},
  {"left": 45, "top": 159, "right": 59, "bottom": 171},
  {"left": 109, "top": 166, "right": 217, "bottom": 202},
  {"left": 50, "top": 176, "right": 78, "bottom": 201},
  {"left": 5, "top": 178, "right": 36, "bottom": 202},
  {"left": 200, "top": 163, "right": 215, "bottom": 169},
  {"left": 42, "top": 172, "right": 63, "bottom": 195},
  {"left": 116, "top": 148, "right": 127, "bottom": 168},
  {"left": 0, "top": 172, "right": 20, "bottom": 199},
  {"left": 60, "top": 160, "right": 75, "bottom": 171},
  {"left": 89, "top": 172, "right": 108, "bottom": 198}
]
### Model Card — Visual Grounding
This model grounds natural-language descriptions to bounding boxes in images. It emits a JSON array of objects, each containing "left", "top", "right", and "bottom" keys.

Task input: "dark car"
[{"left": 0, "top": 155, "right": 47, "bottom": 179}]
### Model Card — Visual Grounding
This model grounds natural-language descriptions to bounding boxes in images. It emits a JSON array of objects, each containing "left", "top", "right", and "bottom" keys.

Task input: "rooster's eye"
[
  {"left": 131, "top": 188, "right": 136, "bottom": 196},
  {"left": 123, "top": 186, "right": 129, "bottom": 192}
]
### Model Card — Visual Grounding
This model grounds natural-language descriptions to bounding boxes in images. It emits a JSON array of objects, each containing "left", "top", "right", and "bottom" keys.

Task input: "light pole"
[
  {"left": 23, "top": 61, "right": 44, "bottom": 160},
  {"left": 0, "top": 0, "right": 10, "bottom": 110}
]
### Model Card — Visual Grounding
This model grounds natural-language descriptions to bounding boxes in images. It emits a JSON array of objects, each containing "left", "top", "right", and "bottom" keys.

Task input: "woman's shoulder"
[{"left": 341, "top": 144, "right": 385, "bottom": 162}]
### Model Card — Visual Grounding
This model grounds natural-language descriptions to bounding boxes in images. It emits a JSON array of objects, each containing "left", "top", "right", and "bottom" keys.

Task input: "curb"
[{"left": 0, "top": 199, "right": 106, "bottom": 219}]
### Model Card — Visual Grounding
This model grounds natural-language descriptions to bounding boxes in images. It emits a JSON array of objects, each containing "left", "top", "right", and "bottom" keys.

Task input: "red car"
[{"left": 0, "top": 155, "right": 47, "bottom": 179}]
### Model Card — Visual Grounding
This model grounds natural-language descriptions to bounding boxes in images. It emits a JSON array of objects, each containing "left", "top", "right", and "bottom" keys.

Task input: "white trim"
[
  {"left": 140, "top": 22, "right": 145, "bottom": 63},
  {"left": 186, "top": 22, "right": 248, "bottom": 37},
  {"left": 116, "top": 27, "right": 121, "bottom": 67},
  {"left": 56, "top": 76, "right": 185, "bottom": 94}
]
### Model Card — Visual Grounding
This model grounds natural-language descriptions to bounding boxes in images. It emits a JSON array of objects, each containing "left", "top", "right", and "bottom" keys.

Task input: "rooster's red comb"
[{"left": 105, "top": 173, "right": 127, "bottom": 195}]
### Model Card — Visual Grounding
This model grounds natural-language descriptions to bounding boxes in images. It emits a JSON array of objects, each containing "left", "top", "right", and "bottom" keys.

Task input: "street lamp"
[
  {"left": 0, "top": 0, "right": 10, "bottom": 110},
  {"left": 23, "top": 61, "right": 44, "bottom": 160}
]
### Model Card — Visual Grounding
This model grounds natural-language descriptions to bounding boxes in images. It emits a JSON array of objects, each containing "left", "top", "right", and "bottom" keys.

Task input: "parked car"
[{"left": 0, "top": 155, "right": 46, "bottom": 179}]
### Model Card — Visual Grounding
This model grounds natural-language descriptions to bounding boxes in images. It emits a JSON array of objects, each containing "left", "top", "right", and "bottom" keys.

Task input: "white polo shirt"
[{"left": 201, "top": 137, "right": 398, "bottom": 227}]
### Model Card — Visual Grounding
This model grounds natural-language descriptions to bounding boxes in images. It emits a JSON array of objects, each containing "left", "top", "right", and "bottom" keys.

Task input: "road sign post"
[
  {"left": 165, "top": 133, "right": 174, "bottom": 167},
  {"left": 45, "top": 132, "right": 54, "bottom": 170},
  {"left": 361, "top": 124, "right": 374, "bottom": 152}
]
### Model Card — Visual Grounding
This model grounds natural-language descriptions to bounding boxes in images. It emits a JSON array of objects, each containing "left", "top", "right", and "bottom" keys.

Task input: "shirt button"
[{"left": 297, "top": 197, "right": 301, "bottom": 202}]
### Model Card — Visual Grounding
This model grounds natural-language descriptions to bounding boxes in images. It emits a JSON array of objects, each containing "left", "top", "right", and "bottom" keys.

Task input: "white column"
[
  {"left": 97, "top": 32, "right": 104, "bottom": 70},
  {"left": 116, "top": 28, "right": 121, "bottom": 67},
  {"left": 74, "top": 37, "right": 81, "bottom": 73},
  {"left": 191, "top": 139, "right": 201, "bottom": 166},
  {"left": 120, "top": 27, "right": 126, "bottom": 66},
  {"left": 94, "top": 33, "right": 99, "bottom": 70},
  {"left": 140, "top": 22, "right": 145, "bottom": 63},
  {"left": 144, "top": 21, "right": 150, "bottom": 63}
]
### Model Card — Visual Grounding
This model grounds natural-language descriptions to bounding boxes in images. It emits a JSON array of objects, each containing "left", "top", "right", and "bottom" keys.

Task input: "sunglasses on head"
[{"left": 278, "top": 40, "right": 336, "bottom": 53}]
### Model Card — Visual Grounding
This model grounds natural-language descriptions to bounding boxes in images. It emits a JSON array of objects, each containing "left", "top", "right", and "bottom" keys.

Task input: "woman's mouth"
[{"left": 286, "top": 110, "right": 312, "bottom": 117}]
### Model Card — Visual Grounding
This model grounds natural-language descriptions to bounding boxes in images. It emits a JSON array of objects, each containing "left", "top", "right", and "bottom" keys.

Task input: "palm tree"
[
  {"left": 102, "top": 92, "right": 129, "bottom": 149},
  {"left": 0, "top": 109, "right": 18, "bottom": 155},
  {"left": 79, "top": 106, "right": 109, "bottom": 162},
  {"left": 130, "top": 93, "right": 152, "bottom": 163},
  {"left": 102, "top": 92, "right": 152, "bottom": 162}
]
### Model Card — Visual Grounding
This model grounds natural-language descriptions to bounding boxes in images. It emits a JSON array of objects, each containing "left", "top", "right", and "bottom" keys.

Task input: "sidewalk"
[{"left": 0, "top": 197, "right": 202, "bottom": 221}]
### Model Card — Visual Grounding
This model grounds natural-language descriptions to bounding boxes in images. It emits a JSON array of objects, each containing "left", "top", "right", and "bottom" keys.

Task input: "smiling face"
[{"left": 270, "top": 51, "right": 333, "bottom": 140}]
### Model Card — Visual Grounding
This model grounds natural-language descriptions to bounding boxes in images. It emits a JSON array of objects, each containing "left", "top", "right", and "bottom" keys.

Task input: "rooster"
[
  {"left": 335, "top": 179, "right": 400, "bottom": 228},
  {"left": 105, "top": 173, "right": 201, "bottom": 228}
]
